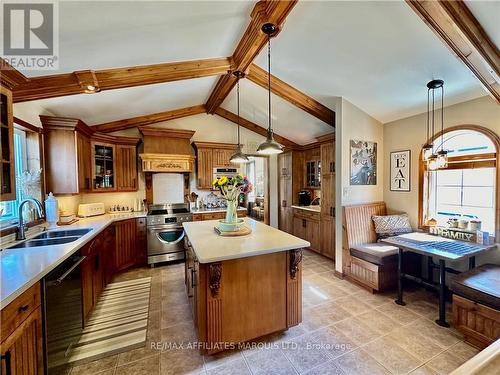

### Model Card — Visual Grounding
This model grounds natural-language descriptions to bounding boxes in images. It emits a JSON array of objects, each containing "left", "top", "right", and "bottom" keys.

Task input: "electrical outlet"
[{"left": 343, "top": 187, "right": 349, "bottom": 198}]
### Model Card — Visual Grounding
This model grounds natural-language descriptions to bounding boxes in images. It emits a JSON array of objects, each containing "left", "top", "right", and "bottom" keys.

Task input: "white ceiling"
[
  {"left": 15, "top": 76, "right": 218, "bottom": 125},
  {"left": 254, "top": 1, "right": 487, "bottom": 123},
  {"left": 23, "top": 1, "right": 255, "bottom": 77},
  {"left": 465, "top": 0, "right": 500, "bottom": 49},
  {"left": 14, "top": 0, "right": 496, "bottom": 141},
  {"left": 221, "top": 79, "right": 333, "bottom": 145}
]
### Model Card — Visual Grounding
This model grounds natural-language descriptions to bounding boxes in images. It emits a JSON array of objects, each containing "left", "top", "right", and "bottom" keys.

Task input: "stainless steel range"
[{"left": 147, "top": 203, "right": 192, "bottom": 264}]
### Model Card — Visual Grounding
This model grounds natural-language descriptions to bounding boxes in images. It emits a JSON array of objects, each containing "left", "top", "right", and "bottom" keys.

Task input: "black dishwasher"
[{"left": 42, "top": 254, "right": 86, "bottom": 375}]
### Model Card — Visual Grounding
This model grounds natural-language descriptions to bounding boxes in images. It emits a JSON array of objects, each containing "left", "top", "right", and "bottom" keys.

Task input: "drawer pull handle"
[{"left": 18, "top": 304, "right": 29, "bottom": 312}]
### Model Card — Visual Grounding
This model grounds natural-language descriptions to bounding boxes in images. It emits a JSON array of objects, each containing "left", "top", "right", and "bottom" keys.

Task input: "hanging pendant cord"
[
  {"left": 431, "top": 88, "right": 435, "bottom": 152},
  {"left": 440, "top": 86, "right": 444, "bottom": 151},
  {"left": 267, "top": 34, "right": 272, "bottom": 135},
  {"left": 237, "top": 77, "right": 241, "bottom": 146},
  {"left": 426, "top": 88, "right": 430, "bottom": 144}
]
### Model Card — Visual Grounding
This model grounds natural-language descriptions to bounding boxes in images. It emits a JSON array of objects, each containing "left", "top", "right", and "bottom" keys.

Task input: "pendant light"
[
  {"left": 229, "top": 71, "right": 250, "bottom": 164},
  {"left": 424, "top": 79, "right": 446, "bottom": 171},
  {"left": 257, "top": 23, "right": 283, "bottom": 155}
]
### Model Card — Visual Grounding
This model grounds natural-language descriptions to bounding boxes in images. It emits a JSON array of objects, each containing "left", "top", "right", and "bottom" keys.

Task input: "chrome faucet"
[{"left": 16, "top": 198, "right": 44, "bottom": 241}]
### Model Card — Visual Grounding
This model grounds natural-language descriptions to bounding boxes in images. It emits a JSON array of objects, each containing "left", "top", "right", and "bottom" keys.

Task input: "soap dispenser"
[{"left": 45, "top": 192, "right": 59, "bottom": 228}]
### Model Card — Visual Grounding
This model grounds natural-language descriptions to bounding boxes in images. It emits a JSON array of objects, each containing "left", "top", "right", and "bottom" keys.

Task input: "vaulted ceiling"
[{"left": 7, "top": 1, "right": 499, "bottom": 145}]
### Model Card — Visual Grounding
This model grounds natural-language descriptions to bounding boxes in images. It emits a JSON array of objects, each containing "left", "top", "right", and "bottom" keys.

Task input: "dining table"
[{"left": 381, "top": 232, "right": 497, "bottom": 327}]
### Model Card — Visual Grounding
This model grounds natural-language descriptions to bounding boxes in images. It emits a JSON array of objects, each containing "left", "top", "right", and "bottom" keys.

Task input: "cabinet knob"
[
  {"left": 18, "top": 304, "right": 29, "bottom": 313},
  {"left": 1, "top": 351, "right": 11, "bottom": 375}
]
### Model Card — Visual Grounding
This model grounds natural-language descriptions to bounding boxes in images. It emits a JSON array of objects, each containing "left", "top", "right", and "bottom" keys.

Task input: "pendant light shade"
[
  {"left": 230, "top": 71, "right": 250, "bottom": 164},
  {"left": 257, "top": 23, "right": 283, "bottom": 155},
  {"left": 423, "top": 79, "right": 447, "bottom": 169}
]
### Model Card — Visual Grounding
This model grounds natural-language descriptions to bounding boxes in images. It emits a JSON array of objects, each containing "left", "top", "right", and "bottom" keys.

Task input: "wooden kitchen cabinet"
[
  {"left": 0, "top": 283, "right": 44, "bottom": 375},
  {"left": 321, "top": 142, "right": 335, "bottom": 176},
  {"left": 194, "top": 142, "right": 237, "bottom": 190},
  {"left": 293, "top": 209, "right": 320, "bottom": 253},
  {"left": 114, "top": 219, "right": 138, "bottom": 271},
  {"left": 81, "top": 254, "right": 94, "bottom": 321},
  {"left": 136, "top": 217, "right": 147, "bottom": 265},
  {"left": 320, "top": 217, "right": 335, "bottom": 259},
  {"left": 0, "top": 86, "right": 15, "bottom": 201},
  {"left": 278, "top": 152, "right": 293, "bottom": 234},
  {"left": 91, "top": 141, "right": 116, "bottom": 191},
  {"left": 76, "top": 132, "right": 92, "bottom": 192},
  {"left": 116, "top": 144, "right": 138, "bottom": 191},
  {"left": 192, "top": 210, "right": 246, "bottom": 221}
]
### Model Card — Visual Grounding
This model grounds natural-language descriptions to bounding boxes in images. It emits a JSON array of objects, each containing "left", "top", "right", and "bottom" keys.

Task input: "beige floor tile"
[
  {"left": 282, "top": 333, "right": 331, "bottom": 374},
  {"left": 310, "top": 325, "right": 357, "bottom": 359},
  {"left": 160, "top": 348, "right": 205, "bottom": 375},
  {"left": 314, "top": 301, "right": 352, "bottom": 324},
  {"left": 388, "top": 326, "right": 445, "bottom": 362},
  {"left": 333, "top": 316, "right": 380, "bottom": 346},
  {"left": 117, "top": 344, "right": 159, "bottom": 366},
  {"left": 353, "top": 289, "right": 392, "bottom": 307},
  {"left": 364, "top": 336, "right": 423, "bottom": 374},
  {"left": 161, "top": 303, "right": 192, "bottom": 329},
  {"left": 448, "top": 341, "right": 479, "bottom": 361},
  {"left": 114, "top": 354, "right": 160, "bottom": 375},
  {"left": 303, "top": 360, "right": 344, "bottom": 375},
  {"left": 301, "top": 307, "right": 334, "bottom": 332},
  {"left": 376, "top": 301, "right": 421, "bottom": 325},
  {"left": 406, "top": 299, "right": 439, "bottom": 319},
  {"left": 245, "top": 348, "right": 297, "bottom": 375},
  {"left": 203, "top": 350, "right": 244, "bottom": 371},
  {"left": 355, "top": 310, "right": 401, "bottom": 335},
  {"left": 160, "top": 322, "right": 197, "bottom": 347},
  {"left": 70, "top": 355, "right": 118, "bottom": 375},
  {"left": 206, "top": 357, "right": 250, "bottom": 375},
  {"left": 335, "top": 296, "right": 372, "bottom": 315},
  {"left": 426, "top": 350, "right": 467, "bottom": 374},
  {"left": 335, "top": 349, "right": 390, "bottom": 375},
  {"left": 409, "top": 365, "right": 439, "bottom": 375},
  {"left": 407, "top": 318, "right": 462, "bottom": 349}
]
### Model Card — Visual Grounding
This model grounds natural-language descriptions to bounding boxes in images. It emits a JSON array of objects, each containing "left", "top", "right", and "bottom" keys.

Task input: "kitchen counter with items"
[
  {"left": 190, "top": 206, "right": 246, "bottom": 214},
  {"left": 291, "top": 204, "right": 321, "bottom": 213},
  {"left": 0, "top": 212, "right": 146, "bottom": 308}
]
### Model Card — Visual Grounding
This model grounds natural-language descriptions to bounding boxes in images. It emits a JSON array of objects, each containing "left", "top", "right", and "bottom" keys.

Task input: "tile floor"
[{"left": 67, "top": 250, "right": 480, "bottom": 375}]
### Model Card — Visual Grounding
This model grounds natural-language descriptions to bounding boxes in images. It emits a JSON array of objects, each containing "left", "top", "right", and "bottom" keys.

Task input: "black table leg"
[
  {"left": 427, "top": 256, "right": 434, "bottom": 283},
  {"left": 468, "top": 256, "right": 476, "bottom": 270},
  {"left": 435, "top": 259, "right": 450, "bottom": 327},
  {"left": 395, "top": 248, "right": 405, "bottom": 306}
]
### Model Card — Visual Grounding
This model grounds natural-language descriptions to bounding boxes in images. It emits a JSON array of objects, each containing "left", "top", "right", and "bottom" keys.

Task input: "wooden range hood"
[{"left": 139, "top": 127, "right": 196, "bottom": 172}]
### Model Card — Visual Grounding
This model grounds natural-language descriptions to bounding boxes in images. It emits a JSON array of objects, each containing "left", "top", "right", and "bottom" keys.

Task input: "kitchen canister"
[{"left": 45, "top": 192, "right": 59, "bottom": 228}]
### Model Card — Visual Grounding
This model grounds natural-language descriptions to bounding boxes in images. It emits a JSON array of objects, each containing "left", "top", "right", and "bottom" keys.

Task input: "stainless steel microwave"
[{"left": 213, "top": 167, "right": 240, "bottom": 181}]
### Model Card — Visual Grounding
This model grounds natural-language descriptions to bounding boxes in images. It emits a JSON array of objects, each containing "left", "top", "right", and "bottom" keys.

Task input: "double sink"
[{"left": 7, "top": 228, "right": 93, "bottom": 249}]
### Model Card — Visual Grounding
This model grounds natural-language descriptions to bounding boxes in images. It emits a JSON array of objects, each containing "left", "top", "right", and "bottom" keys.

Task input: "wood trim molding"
[
  {"left": 417, "top": 124, "right": 500, "bottom": 240},
  {"left": 208, "top": 263, "right": 222, "bottom": 297},
  {"left": 214, "top": 107, "right": 298, "bottom": 148},
  {"left": 205, "top": 0, "right": 298, "bottom": 113},
  {"left": 12, "top": 58, "right": 232, "bottom": 102},
  {"left": 13, "top": 117, "right": 42, "bottom": 134},
  {"left": 139, "top": 153, "right": 196, "bottom": 173},
  {"left": 93, "top": 105, "right": 206, "bottom": 133},
  {"left": 247, "top": 64, "right": 335, "bottom": 126},
  {"left": 139, "top": 127, "right": 196, "bottom": 139},
  {"left": 406, "top": 0, "right": 500, "bottom": 103},
  {"left": 192, "top": 141, "right": 236, "bottom": 150},
  {"left": 0, "top": 58, "right": 30, "bottom": 89}
]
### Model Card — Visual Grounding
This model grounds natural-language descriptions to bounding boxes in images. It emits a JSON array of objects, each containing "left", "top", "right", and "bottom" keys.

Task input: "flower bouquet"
[{"left": 212, "top": 174, "right": 253, "bottom": 232}]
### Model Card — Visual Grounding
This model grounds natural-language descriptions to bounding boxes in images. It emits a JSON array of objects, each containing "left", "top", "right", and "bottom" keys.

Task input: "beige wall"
[{"left": 383, "top": 95, "right": 500, "bottom": 228}]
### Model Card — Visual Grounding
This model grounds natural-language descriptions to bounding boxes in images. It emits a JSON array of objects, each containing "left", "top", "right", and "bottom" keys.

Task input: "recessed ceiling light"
[{"left": 86, "top": 85, "right": 96, "bottom": 92}]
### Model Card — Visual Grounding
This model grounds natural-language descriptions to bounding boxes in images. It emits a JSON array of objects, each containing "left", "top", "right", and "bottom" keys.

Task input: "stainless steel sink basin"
[
  {"left": 8, "top": 237, "right": 81, "bottom": 249},
  {"left": 33, "top": 228, "right": 92, "bottom": 239}
]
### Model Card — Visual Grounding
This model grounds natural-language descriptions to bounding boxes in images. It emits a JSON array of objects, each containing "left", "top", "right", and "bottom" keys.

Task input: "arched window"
[{"left": 420, "top": 125, "right": 499, "bottom": 240}]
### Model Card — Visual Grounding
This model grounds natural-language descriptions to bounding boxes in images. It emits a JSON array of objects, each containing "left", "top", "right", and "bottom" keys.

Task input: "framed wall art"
[{"left": 390, "top": 150, "right": 411, "bottom": 192}]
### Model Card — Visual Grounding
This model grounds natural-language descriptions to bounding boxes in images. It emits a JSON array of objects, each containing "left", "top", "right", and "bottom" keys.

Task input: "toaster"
[{"left": 78, "top": 203, "right": 105, "bottom": 217}]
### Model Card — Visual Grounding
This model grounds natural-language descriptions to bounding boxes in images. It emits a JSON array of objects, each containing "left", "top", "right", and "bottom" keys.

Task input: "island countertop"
[{"left": 183, "top": 218, "right": 310, "bottom": 263}]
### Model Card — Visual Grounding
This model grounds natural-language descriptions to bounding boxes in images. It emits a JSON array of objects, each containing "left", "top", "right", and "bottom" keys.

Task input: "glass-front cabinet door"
[
  {"left": 92, "top": 142, "right": 116, "bottom": 191},
  {"left": 305, "top": 160, "right": 321, "bottom": 188}
]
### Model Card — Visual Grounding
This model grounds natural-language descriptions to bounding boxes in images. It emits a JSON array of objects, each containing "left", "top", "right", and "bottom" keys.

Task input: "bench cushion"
[
  {"left": 350, "top": 243, "right": 399, "bottom": 266},
  {"left": 450, "top": 264, "right": 500, "bottom": 310}
]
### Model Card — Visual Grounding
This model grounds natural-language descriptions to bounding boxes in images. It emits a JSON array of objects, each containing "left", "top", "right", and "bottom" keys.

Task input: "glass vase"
[{"left": 225, "top": 200, "right": 238, "bottom": 224}]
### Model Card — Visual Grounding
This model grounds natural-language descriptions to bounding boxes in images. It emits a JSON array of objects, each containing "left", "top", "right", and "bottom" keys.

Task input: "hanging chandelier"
[
  {"left": 423, "top": 79, "right": 447, "bottom": 171},
  {"left": 229, "top": 71, "right": 250, "bottom": 164},
  {"left": 257, "top": 23, "right": 283, "bottom": 155}
]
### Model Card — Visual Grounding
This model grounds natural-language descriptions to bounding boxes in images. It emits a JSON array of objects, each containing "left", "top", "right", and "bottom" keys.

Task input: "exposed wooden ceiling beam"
[
  {"left": 0, "top": 58, "right": 30, "bottom": 90},
  {"left": 93, "top": 104, "right": 206, "bottom": 133},
  {"left": 205, "top": 0, "right": 298, "bottom": 113},
  {"left": 247, "top": 64, "right": 334, "bottom": 126},
  {"left": 406, "top": 0, "right": 500, "bottom": 102},
  {"left": 11, "top": 58, "right": 232, "bottom": 102},
  {"left": 214, "top": 107, "right": 298, "bottom": 148}
]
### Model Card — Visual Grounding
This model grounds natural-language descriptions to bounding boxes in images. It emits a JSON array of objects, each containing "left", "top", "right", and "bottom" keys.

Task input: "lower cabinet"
[
  {"left": 114, "top": 219, "right": 138, "bottom": 271},
  {"left": 293, "top": 210, "right": 320, "bottom": 252},
  {"left": 0, "top": 283, "right": 43, "bottom": 375},
  {"left": 320, "top": 217, "right": 335, "bottom": 259}
]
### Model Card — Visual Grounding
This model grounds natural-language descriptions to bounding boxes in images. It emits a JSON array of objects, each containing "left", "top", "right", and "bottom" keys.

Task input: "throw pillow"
[{"left": 372, "top": 214, "right": 412, "bottom": 240}]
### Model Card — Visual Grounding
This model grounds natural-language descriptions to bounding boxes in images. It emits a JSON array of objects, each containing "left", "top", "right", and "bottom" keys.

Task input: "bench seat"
[
  {"left": 450, "top": 264, "right": 500, "bottom": 349},
  {"left": 350, "top": 243, "right": 399, "bottom": 266}
]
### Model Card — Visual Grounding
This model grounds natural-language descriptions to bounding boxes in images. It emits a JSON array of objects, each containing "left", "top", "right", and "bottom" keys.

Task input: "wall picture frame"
[
  {"left": 390, "top": 150, "right": 411, "bottom": 192},
  {"left": 350, "top": 140, "right": 377, "bottom": 185}
]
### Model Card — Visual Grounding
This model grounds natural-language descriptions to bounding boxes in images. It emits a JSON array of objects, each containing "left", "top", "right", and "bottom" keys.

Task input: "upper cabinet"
[
  {"left": 193, "top": 142, "right": 236, "bottom": 190},
  {"left": 41, "top": 115, "right": 139, "bottom": 194},
  {"left": 321, "top": 142, "right": 335, "bottom": 176},
  {"left": 303, "top": 147, "right": 321, "bottom": 189},
  {"left": 0, "top": 86, "right": 15, "bottom": 201}
]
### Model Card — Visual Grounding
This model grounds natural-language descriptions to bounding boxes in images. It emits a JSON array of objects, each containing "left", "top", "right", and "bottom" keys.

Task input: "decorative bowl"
[{"left": 218, "top": 219, "right": 245, "bottom": 232}]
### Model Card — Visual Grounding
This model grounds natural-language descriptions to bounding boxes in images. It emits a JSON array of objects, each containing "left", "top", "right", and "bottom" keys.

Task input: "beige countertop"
[
  {"left": 191, "top": 207, "right": 246, "bottom": 214},
  {"left": 183, "top": 218, "right": 310, "bottom": 264},
  {"left": 0, "top": 212, "right": 146, "bottom": 308},
  {"left": 291, "top": 205, "right": 321, "bottom": 213}
]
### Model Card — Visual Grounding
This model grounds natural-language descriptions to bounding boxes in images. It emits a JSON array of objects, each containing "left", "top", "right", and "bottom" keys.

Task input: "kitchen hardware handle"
[
  {"left": 18, "top": 304, "right": 29, "bottom": 312},
  {"left": 282, "top": 200, "right": 287, "bottom": 207},
  {"left": 94, "top": 254, "right": 100, "bottom": 271},
  {"left": 330, "top": 207, "right": 333, "bottom": 217},
  {"left": 302, "top": 219, "right": 306, "bottom": 228},
  {"left": 191, "top": 268, "right": 197, "bottom": 288},
  {"left": 85, "top": 177, "right": 90, "bottom": 190},
  {"left": 155, "top": 230, "right": 185, "bottom": 245},
  {"left": 48, "top": 256, "right": 86, "bottom": 286},
  {"left": 1, "top": 351, "right": 11, "bottom": 375}
]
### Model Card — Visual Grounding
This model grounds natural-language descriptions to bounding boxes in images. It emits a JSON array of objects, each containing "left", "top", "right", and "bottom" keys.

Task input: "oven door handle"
[{"left": 154, "top": 230, "right": 185, "bottom": 245}]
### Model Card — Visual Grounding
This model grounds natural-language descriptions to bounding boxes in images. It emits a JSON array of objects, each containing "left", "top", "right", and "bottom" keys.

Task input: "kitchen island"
[{"left": 183, "top": 218, "right": 309, "bottom": 354}]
